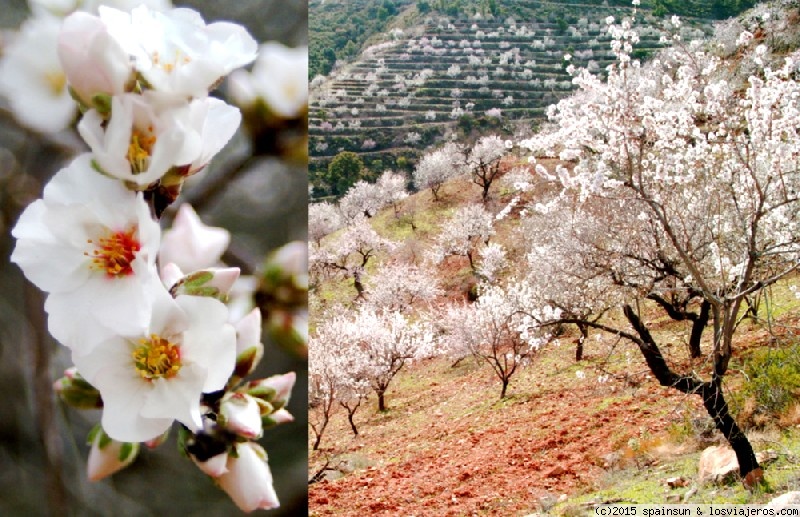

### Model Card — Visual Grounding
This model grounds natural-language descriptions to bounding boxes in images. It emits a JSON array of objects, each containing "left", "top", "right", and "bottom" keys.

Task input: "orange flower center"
[
  {"left": 85, "top": 227, "right": 141, "bottom": 277},
  {"left": 133, "top": 335, "right": 182, "bottom": 380}
]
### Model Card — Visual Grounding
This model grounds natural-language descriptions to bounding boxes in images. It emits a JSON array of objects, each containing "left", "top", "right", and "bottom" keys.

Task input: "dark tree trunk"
[
  {"left": 699, "top": 380, "right": 760, "bottom": 482},
  {"left": 353, "top": 270, "right": 365, "bottom": 299},
  {"left": 340, "top": 398, "right": 363, "bottom": 436},
  {"left": 689, "top": 300, "right": 710, "bottom": 359},
  {"left": 500, "top": 377, "right": 509, "bottom": 399},
  {"left": 575, "top": 323, "right": 588, "bottom": 361},
  {"left": 377, "top": 390, "right": 386, "bottom": 412},
  {"left": 622, "top": 305, "right": 761, "bottom": 484}
]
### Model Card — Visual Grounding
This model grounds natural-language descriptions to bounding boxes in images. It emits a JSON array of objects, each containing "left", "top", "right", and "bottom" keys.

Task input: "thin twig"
[{"left": 24, "top": 281, "right": 68, "bottom": 514}]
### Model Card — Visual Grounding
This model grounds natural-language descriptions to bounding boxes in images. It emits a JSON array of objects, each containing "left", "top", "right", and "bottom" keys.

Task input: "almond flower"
[
  {"left": 228, "top": 42, "right": 308, "bottom": 118},
  {"left": 78, "top": 94, "right": 238, "bottom": 188},
  {"left": 0, "top": 14, "right": 76, "bottom": 133},
  {"left": 11, "top": 153, "right": 161, "bottom": 353},
  {"left": 98, "top": 5, "right": 258, "bottom": 98},
  {"left": 72, "top": 286, "right": 237, "bottom": 442}
]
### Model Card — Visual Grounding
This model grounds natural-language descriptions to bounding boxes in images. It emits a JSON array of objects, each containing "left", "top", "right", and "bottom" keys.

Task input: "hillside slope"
[{"left": 309, "top": 0, "right": 721, "bottom": 194}]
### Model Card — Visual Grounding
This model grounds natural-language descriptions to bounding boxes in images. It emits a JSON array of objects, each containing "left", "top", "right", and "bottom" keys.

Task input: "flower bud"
[
  {"left": 159, "top": 204, "right": 230, "bottom": 275},
  {"left": 86, "top": 425, "right": 139, "bottom": 481},
  {"left": 262, "top": 408, "right": 294, "bottom": 429},
  {"left": 217, "top": 442, "right": 279, "bottom": 512},
  {"left": 266, "top": 309, "right": 308, "bottom": 357},
  {"left": 219, "top": 393, "right": 263, "bottom": 439},
  {"left": 58, "top": 11, "right": 132, "bottom": 110},
  {"left": 53, "top": 367, "right": 103, "bottom": 409},
  {"left": 258, "top": 241, "right": 308, "bottom": 312},
  {"left": 245, "top": 372, "right": 295, "bottom": 410},
  {"left": 231, "top": 308, "right": 264, "bottom": 379}
]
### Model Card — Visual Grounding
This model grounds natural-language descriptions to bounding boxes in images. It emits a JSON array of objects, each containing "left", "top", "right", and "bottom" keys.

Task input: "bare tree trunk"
[
  {"left": 622, "top": 305, "right": 761, "bottom": 486},
  {"left": 575, "top": 322, "right": 588, "bottom": 361},
  {"left": 688, "top": 300, "right": 710, "bottom": 359}
]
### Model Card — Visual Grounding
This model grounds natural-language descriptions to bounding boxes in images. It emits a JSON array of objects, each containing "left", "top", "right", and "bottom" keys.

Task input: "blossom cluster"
[{"left": 9, "top": 3, "right": 296, "bottom": 512}]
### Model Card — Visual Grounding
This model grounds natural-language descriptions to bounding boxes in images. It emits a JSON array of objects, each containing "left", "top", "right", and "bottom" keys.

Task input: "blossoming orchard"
[
  {"left": 309, "top": 1, "right": 800, "bottom": 509},
  {"left": 2, "top": 0, "right": 307, "bottom": 514}
]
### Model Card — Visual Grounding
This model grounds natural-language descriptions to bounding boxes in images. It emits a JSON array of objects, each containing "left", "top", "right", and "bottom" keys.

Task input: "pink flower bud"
[
  {"left": 234, "top": 308, "right": 262, "bottom": 355},
  {"left": 217, "top": 442, "right": 279, "bottom": 512},
  {"left": 220, "top": 393, "right": 263, "bottom": 439},
  {"left": 266, "top": 408, "right": 294, "bottom": 426},
  {"left": 159, "top": 204, "right": 230, "bottom": 275},
  {"left": 246, "top": 372, "right": 295, "bottom": 409},
  {"left": 58, "top": 11, "right": 132, "bottom": 109}
]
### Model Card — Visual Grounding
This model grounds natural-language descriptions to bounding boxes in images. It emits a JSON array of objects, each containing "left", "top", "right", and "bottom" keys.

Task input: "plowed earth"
[{"left": 309, "top": 337, "right": 709, "bottom": 516}]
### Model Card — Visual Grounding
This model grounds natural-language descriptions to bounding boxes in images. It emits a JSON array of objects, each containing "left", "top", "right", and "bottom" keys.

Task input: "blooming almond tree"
[
  {"left": 310, "top": 214, "right": 395, "bottom": 299},
  {"left": 364, "top": 260, "right": 443, "bottom": 313},
  {"left": 439, "top": 282, "right": 554, "bottom": 398},
  {"left": 519, "top": 10, "right": 800, "bottom": 487},
  {"left": 412, "top": 142, "right": 465, "bottom": 201},
  {"left": 429, "top": 204, "right": 495, "bottom": 272},
  {"left": 338, "top": 307, "right": 433, "bottom": 412},
  {"left": 309, "top": 312, "right": 372, "bottom": 447},
  {"left": 8, "top": 4, "right": 298, "bottom": 512},
  {"left": 308, "top": 201, "right": 344, "bottom": 246},
  {"left": 466, "top": 134, "right": 508, "bottom": 202}
]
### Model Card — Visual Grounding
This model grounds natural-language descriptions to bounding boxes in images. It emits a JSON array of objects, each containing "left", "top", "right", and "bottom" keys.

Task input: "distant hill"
[{"left": 309, "top": 0, "right": 759, "bottom": 196}]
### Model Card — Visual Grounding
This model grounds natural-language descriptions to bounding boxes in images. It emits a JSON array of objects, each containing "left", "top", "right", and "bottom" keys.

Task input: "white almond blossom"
[
  {"left": 72, "top": 287, "right": 237, "bottom": 442},
  {"left": 11, "top": 153, "right": 161, "bottom": 352},
  {"left": 229, "top": 42, "right": 309, "bottom": 118},
  {"left": 78, "top": 94, "right": 239, "bottom": 188},
  {"left": 98, "top": 5, "right": 258, "bottom": 98},
  {"left": 0, "top": 14, "right": 76, "bottom": 133}
]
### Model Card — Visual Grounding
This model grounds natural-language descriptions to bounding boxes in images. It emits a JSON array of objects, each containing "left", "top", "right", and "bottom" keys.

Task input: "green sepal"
[
  {"left": 118, "top": 442, "right": 137, "bottom": 462},
  {"left": 184, "top": 271, "right": 214, "bottom": 287},
  {"left": 176, "top": 426, "right": 191, "bottom": 458},
  {"left": 58, "top": 385, "right": 103, "bottom": 410},
  {"left": 98, "top": 429, "right": 112, "bottom": 450},
  {"left": 261, "top": 413, "right": 282, "bottom": 429},
  {"left": 234, "top": 346, "right": 261, "bottom": 379},
  {"left": 91, "top": 93, "right": 113, "bottom": 116},
  {"left": 86, "top": 424, "right": 102, "bottom": 446},
  {"left": 67, "top": 85, "right": 90, "bottom": 113},
  {"left": 245, "top": 384, "right": 277, "bottom": 403}
]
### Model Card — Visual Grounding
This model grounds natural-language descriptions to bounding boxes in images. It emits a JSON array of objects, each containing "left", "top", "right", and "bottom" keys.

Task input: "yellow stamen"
[
  {"left": 133, "top": 335, "right": 182, "bottom": 380},
  {"left": 127, "top": 128, "right": 157, "bottom": 173},
  {"left": 45, "top": 71, "right": 67, "bottom": 96},
  {"left": 84, "top": 227, "right": 140, "bottom": 277}
]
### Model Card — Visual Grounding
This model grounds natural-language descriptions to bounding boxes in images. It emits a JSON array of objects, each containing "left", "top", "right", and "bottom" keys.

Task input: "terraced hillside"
[{"left": 309, "top": 0, "right": 714, "bottom": 194}]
